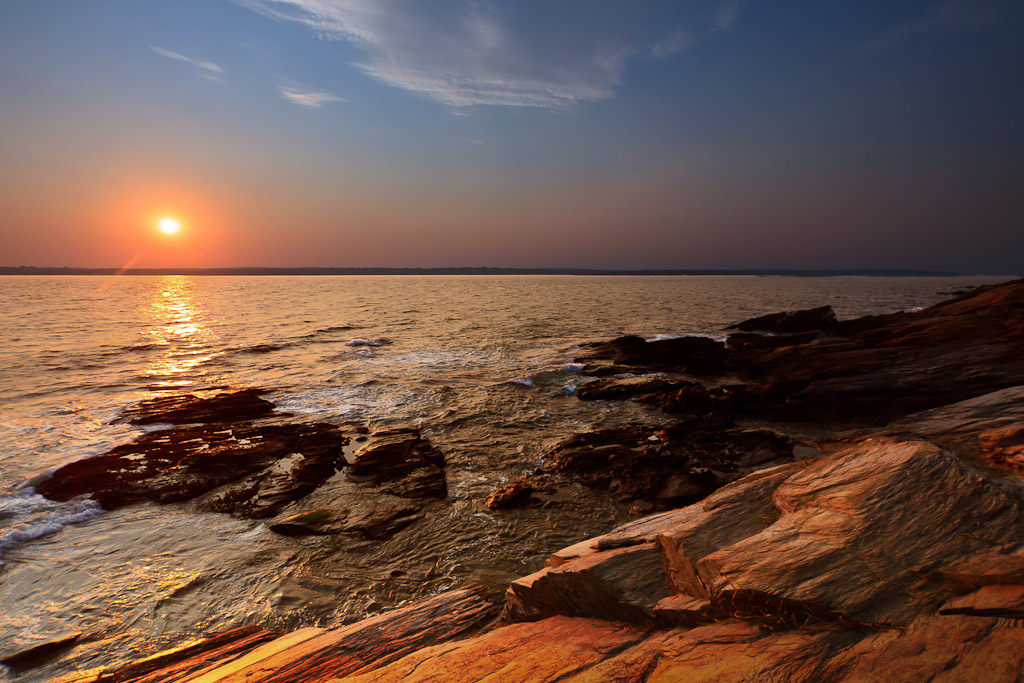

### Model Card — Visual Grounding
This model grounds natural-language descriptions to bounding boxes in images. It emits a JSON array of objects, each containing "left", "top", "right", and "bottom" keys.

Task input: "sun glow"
[{"left": 158, "top": 217, "right": 181, "bottom": 235}]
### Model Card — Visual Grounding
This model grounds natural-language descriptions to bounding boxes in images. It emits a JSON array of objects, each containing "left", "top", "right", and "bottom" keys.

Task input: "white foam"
[
  {"left": 649, "top": 333, "right": 683, "bottom": 341},
  {"left": 510, "top": 377, "right": 534, "bottom": 387},
  {"left": 0, "top": 490, "right": 104, "bottom": 564}
]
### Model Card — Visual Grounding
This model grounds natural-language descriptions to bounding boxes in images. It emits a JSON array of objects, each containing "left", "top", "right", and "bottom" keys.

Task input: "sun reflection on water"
[{"left": 142, "top": 276, "right": 218, "bottom": 388}]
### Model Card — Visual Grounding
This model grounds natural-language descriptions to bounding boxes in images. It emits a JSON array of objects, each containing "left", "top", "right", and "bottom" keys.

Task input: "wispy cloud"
[
  {"left": 865, "top": 0, "right": 999, "bottom": 49},
  {"left": 236, "top": 1, "right": 741, "bottom": 110},
  {"left": 152, "top": 47, "right": 225, "bottom": 81},
  {"left": 279, "top": 86, "right": 346, "bottom": 108},
  {"left": 651, "top": 29, "right": 694, "bottom": 59}
]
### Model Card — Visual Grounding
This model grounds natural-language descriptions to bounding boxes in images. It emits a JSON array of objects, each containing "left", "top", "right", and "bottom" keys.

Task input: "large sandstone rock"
[{"left": 62, "top": 588, "right": 497, "bottom": 683}]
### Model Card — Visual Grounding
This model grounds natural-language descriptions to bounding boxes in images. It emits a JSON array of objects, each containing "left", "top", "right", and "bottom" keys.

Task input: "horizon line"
[{"left": 0, "top": 265, "right": 1007, "bottom": 277}]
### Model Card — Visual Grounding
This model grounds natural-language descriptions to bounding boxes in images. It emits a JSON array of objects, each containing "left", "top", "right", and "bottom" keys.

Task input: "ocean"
[{"left": 0, "top": 274, "right": 1010, "bottom": 681}]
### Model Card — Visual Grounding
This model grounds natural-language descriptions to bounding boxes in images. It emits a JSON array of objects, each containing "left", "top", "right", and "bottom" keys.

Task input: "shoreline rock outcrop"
[{"left": 36, "top": 277, "right": 1024, "bottom": 682}]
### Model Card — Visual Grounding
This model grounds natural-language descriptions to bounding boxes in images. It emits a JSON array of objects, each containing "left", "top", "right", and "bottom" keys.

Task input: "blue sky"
[{"left": 1, "top": 0, "right": 1021, "bottom": 272}]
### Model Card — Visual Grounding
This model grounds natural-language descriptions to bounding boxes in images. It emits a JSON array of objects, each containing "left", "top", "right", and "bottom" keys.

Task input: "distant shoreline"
[{"left": 0, "top": 266, "right": 980, "bottom": 277}]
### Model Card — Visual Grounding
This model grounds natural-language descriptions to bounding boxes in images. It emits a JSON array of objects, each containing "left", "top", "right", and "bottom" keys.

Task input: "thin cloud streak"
[
  {"left": 236, "top": 1, "right": 741, "bottom": 110},
  {"left": 279, "top": 86, "right": 345, "bottom": 108},
  {"left": 151, "top": 46, "right": 225, "bottom": 80},
  {"left": 864, "top": 0, "right": 999, "bottom": 49}
]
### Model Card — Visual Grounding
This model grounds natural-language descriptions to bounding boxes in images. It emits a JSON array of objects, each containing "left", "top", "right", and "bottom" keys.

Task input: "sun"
[{"left": 158, "top": 217, "right": 181, "bottom": 235}]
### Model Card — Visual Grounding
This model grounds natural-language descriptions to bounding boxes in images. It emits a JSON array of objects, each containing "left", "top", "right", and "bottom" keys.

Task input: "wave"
[{"left": 0, "top": 489, "right": 104, "bottom": 564}]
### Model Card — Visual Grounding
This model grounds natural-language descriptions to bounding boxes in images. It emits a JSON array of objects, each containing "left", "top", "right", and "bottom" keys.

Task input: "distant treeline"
[{"left": 0, "top": 266, "right": 964, "bottom": 277}]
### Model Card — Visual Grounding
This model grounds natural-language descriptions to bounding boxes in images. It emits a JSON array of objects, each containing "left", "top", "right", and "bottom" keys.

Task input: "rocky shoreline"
[{"left": 8, "top": 278, "right": 1024, "bottom": 681}]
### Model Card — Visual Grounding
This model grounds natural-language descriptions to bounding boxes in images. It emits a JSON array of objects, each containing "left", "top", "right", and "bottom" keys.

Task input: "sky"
[{"left": 0, "top": 0, "right": 1022, "bottom": 272}]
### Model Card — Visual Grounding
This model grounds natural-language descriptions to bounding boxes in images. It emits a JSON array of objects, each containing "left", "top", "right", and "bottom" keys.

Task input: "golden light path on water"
[{"left": 142, "top": 276, "right": 218, "bottom": 388}]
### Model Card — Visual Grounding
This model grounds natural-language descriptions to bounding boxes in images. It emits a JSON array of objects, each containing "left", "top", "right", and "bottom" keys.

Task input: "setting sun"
[{"left": 158, "top": 217, "right": 181, "bottom": 235}]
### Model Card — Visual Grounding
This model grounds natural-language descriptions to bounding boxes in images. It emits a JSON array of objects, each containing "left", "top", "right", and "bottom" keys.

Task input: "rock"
[
  {"left": 61, "top": 626, "right": 278, "bottom": 683},
  {"left": 938, "top": 584, "right": 1024, "bottom": 618},
  {"left": 575, "top": 335, "right": 728, "bottom": 374},
  {"left": 347, "top": 429, "right": 447, "bottom": 499},
  {"left": 722, "top": 278, "right": 1024, "bottom": 423},
  {"left": 333, "top": 616, "right": 650, "bottom": 683},
  {"left": 268, "top": 508, "right": 349, "bottom": 536},
  {"left": 485, "top": 480, "right": 534, "bottom": 509},
  {"left": 574, "top": 375, "right": 686, "bottom": 401},
  {"left": 37, "top": 421, "right": 345, "bottom": 518},
  {"left": 75, "top": 588, "right": 498, "bottom": 683},
  {"left": 540, "top": 421, "right": 793, "bottom": 508},
  {"left": 0, "top": 632, "right": 81, "bottom": 670},
  {"left": 727, "top": 305, "right": 837, "bottom": 333},
  {"left": 342, "top": 497, "right": 424, "bottom": 539},
  {"left": 117, "top": 388, "right": 276, "bottom": 425},
  {"left": 503, "top": 542, "right": 673, "bottom": 626}
]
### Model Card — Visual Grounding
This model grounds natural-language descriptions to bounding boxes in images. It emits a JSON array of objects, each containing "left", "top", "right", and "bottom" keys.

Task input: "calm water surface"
[{"left": 0, "top": 274, "right": 1009, "bottom": 681}]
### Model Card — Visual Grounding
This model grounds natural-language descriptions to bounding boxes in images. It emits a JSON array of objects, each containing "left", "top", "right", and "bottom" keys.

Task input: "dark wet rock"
[
  {"left": 486, "top": 480, "right": 534, "bottom": 509},
  {"left": 540, "top": 421, "right": 793, "bottom": 508},
  {"left": 571, "top": 279, "right": 1024, "bottom": 427},
  {"left": 37, "top": 421, "right": 345, "bottom": 518},
  {"left": 347, "top": 429, "right": 447, "bottom": 499},
  {"left": 724, "top": 330, "right": 821, "bottom": 350},
  {"left": 721, "top": 278, "right": 1024, "bottom": 424},
  {"left": 727, "top": 304, "right": 837, "bottom": 333},
  {"left": 0, "top": 632, "right": 81, "bottom": 670},
  {"left": 117, "top": 388, "right": 276, "bottom": 425},
  {"left": 574, "top": 375, "right": 686, "bottom": 401},
  {"left": 268, "top": 508, "right": 349, "bottom": 536},
  {"left": 576, "top": 335, "right": 728, "bottom": 375},
  {"left": 342, "top": 497, "right": 424, "bottom": 539}
]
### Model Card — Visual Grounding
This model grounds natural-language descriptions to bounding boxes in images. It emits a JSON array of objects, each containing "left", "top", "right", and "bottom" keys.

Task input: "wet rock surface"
[
  {"left": 346, "top": 428, "right": 447, "bottom": 499},
  {"left": 117, "top": 388, "right": 277, "bottom": 425},
  {"left": 537, "top": 420, "right": 794, "bottom": 510},
  {"left": 37, "top": 421, "right": 345, "bottom": 518},
  {"left": 37, "top": 399, "right": 449, "bottom": 528}
]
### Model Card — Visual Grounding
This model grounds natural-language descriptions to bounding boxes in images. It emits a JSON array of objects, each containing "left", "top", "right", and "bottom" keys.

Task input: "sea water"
[{"left": 0, "top": 274, "right": 1009, "bottom": 681}]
